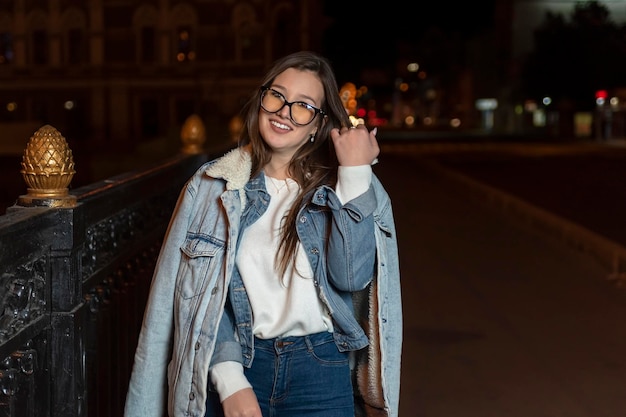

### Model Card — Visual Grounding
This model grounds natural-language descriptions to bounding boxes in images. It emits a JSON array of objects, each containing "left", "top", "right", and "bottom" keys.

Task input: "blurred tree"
[
  {"left": 521, "top": 0, "right": 626, "bottom": 110},
  {"left": 321, "top": 0, "right": 495, "bottom": 86}
]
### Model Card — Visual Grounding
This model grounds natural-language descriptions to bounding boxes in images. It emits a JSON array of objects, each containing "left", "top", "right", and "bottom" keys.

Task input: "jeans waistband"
[{"left": 254, "top": 331, "right": 335, "bottom": 353}]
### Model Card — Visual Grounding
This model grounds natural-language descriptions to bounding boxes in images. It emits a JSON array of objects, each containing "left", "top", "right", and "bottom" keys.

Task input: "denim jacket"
[{"left": 124, "top": 147, "right": 402, "bottom": 417}]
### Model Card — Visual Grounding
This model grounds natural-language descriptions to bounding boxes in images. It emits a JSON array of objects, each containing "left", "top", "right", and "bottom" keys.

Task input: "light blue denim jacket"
[{"left": 124, "top": 147, "right": 402, "bottom": 417}]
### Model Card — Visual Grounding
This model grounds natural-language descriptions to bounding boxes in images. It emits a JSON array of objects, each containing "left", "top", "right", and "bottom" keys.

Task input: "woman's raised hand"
[{"left": 330, "top": 124, "right": 380, "bottom": 167}]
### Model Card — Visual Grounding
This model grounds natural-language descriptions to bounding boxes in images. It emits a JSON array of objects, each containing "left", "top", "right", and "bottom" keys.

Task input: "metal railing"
[{"left": 0, "top": 115, "right": 230, "bottom": 416}]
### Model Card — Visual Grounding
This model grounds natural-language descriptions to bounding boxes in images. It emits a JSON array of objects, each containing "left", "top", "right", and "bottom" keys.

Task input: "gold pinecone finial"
[
  {"left": 180, "top": 114, "right": 206, "bottom": 155},
  {"left": 229, "top": 115, "right": 243, "bottom": 143},
  {"left": 18, "top": 124, "right": 77, "bottom": 207}
]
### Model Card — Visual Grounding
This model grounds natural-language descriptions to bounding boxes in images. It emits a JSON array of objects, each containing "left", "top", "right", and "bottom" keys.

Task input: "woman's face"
[{"left": 259, "top": 68, "right": 324, "bottom": 160}]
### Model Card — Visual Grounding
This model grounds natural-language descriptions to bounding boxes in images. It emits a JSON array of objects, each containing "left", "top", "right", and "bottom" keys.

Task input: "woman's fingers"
[{"left": 331, "top": 125, "right": 380, "bottom": 166}]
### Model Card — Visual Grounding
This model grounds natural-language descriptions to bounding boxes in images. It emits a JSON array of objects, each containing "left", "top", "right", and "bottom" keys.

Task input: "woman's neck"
[{"left": 263, "top": 159, "right": 290, "bottom": 180}]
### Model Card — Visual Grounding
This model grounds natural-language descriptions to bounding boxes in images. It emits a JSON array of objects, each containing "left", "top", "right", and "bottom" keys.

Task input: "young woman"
[{"left": 124, "top": 51, "right": 402, "bottom": 417}]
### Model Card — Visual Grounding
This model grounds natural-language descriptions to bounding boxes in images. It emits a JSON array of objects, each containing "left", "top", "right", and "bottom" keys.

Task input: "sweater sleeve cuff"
[
  {"left": 336, "top": 165, "right": 372, "bottom": 204},
  {"left": 210, "top": 361, "right": 253, "bottom": 402}
]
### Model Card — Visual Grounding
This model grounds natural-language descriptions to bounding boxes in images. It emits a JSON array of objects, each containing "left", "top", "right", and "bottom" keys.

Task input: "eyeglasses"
[{"left": 259, "top": 87, "right": 325, "bottom": 126}]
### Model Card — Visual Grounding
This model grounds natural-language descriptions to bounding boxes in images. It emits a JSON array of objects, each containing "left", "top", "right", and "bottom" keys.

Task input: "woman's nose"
[{"left": 278, "top": 103, "right": 291, "bottom": 119}]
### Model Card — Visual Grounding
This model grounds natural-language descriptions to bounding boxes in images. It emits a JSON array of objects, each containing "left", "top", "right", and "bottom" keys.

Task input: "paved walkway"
[
  {"left": 374, "top": 148, "right": 626, "bottom": 417},
  {"left": 380, "top": 139, "right": 626, "bottom": 285}
]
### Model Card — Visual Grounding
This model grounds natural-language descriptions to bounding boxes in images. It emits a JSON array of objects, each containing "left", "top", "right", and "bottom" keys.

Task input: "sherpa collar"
[
  {"left": 204, "top": 146, "right": 252, "bottom": 191},
  {"left": 203, "top": 146, "right": 252, "bottom": 211}
]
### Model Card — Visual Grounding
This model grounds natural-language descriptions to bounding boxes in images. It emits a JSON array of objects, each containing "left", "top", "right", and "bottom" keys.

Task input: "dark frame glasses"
[{"left": 259, "top": 86, "right": 325, "bottom": 126}]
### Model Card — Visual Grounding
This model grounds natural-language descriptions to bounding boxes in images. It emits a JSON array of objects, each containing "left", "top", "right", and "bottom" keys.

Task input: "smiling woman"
[{"left": 124, "top": 50, "right": 402, "bottom": 417}]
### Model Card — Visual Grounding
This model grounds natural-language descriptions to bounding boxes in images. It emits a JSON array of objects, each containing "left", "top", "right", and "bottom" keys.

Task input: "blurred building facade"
[{"left": 0, "top": 0, "right": 326, "bottom": 152}]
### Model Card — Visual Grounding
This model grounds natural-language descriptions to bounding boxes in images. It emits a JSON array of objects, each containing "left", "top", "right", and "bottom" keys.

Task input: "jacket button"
[
  {"left": 189, "top": 392, "right": 195, "bottom": 400},
  {"left": 211, "top": 286, "right": 218, "bottom": 295},
  {"left": 299, "top": 216, "right": 306, "bottom": 223},
  {"left": 195, "top": 342, "right": 201, "bottom": 350}
]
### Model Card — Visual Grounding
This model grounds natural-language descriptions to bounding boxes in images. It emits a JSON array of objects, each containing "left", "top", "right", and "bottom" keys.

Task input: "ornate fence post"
[{"left": 0, "top": 124, "right": 85, "bottom": 416}]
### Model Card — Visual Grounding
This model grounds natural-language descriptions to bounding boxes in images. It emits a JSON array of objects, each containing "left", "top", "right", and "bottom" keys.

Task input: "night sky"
[{"left": 321, "top": 1, "right": 496, "bottom": 84}]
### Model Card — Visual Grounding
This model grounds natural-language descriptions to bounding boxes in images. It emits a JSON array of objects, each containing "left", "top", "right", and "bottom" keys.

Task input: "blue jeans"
[{"left": 248, "top": 331, "right": 354, "bottom": 417}]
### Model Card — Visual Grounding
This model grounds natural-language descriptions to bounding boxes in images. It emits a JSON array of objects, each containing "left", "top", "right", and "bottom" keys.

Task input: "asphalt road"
[{"left": 374, "top": 143, "right": 626, "bottom": 417}]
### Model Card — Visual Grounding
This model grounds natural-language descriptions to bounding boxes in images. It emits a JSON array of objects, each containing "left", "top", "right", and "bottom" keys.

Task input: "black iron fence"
[{"left": 0, "top": 117, "right": 228, "bottom": 416}]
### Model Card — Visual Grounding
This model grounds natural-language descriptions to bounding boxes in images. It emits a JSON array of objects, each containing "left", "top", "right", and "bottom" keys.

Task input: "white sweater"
[{"left": 210, "top": 165, "right": 372, "bottom": 401}]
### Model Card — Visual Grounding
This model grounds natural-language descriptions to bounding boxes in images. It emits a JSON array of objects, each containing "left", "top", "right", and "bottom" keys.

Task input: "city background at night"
[
  {"left": 6, "top": 3, "right": 626, "bottom": 416},
  {"left": 1, "top": 0, "right": 626, "bottom": 185}
]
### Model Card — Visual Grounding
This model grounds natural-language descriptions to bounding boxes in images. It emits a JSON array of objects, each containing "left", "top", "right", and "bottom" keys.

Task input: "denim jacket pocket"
[{"left": 177, "top": 234, "right": 224, "bottom": 299}]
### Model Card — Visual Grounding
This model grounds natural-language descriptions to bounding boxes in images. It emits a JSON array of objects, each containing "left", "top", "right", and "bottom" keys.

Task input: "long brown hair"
[{"left": 237, "top": 51, "right": 352, "bottom": 277}]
